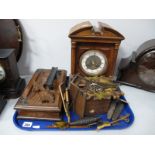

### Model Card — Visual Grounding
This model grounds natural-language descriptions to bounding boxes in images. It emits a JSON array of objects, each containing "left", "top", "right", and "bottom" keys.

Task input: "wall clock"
[{"left": 69, "top": 21, "right": 125, "bottom": 77}]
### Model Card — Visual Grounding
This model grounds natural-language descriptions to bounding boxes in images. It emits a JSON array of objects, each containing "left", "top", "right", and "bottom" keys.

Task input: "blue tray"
[{"left": 13, "top": 96, "right": 134, "bottom": 131}]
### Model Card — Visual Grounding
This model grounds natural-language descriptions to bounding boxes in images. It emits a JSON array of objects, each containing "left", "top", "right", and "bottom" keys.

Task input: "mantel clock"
[{"left": 69, "top": 21, "right": 125, "bottom": 77}]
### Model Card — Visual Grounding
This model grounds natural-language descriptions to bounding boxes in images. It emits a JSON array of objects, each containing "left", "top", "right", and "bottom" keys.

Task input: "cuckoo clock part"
[{"left": 14, "top": 68, "right": 67, "bottom": 121}]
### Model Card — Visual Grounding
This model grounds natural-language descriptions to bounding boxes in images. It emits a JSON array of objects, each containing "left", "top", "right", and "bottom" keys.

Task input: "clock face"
[
  {"left": 79, "top": 50, "right": 108, "bottom": 76},
  {"left": 138, "top": 50, "right": 155, "bottom": 86},
  {"left": 0, "top": 65, "right": 6, "bottom": 81}
]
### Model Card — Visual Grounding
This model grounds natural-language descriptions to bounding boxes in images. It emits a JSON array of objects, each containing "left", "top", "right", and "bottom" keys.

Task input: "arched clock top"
[{"left": 69, "top": 21, "right": 125, "bottom": 41}]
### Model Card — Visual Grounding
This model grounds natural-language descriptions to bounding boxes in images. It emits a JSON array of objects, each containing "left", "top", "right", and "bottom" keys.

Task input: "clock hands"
[
  {"left": 91, "top": 60, "right": 95, "bottom": 65},
  {"left": 80, "top": 50, "right": 107, "bottom": 76}
]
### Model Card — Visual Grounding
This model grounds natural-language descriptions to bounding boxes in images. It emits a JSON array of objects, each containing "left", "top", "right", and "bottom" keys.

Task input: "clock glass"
[
  {"left": 80, "top": 50, "right": 108, "bottom": 76},
  {"left": 0, "top": 65, "right": 6, "bottom": 81},
  {"left": 138, "top": 50, "right": 155, "bottom": 86}
]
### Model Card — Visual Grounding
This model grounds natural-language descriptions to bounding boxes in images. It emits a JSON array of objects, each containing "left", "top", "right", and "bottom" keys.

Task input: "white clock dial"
[
  {"left": 80, "top": 50, "right": 108, "bottom": 76},
  {"left": 0, "top": 65, "right": 6, "bottom": 81}
]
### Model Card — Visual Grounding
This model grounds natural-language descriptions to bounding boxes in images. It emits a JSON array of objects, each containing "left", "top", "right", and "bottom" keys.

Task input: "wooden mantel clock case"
[{"left": 69, "top": 21, "right": 125, "bottom": 77}]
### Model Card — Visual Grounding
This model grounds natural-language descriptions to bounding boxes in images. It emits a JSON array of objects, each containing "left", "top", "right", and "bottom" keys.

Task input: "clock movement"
[
  {"left": 69, "top": 21, "right": 125, "bottom": 77},
  {"left": 70, "top": 74, "right": 124, "bottom": 118}
]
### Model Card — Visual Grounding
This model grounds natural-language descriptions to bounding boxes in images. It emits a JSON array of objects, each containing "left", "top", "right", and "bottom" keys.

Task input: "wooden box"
[
  {"left": 14, "top": 69, "right": 67, "bottom": 121},
  {"left": 70, "top": 75, "right": 111, "bottom": 118}
]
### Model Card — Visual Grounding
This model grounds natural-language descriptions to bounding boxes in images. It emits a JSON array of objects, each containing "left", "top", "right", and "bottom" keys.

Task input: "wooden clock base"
[{"left": 0, "top": 78, "right": 26, "bottom": 99}]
